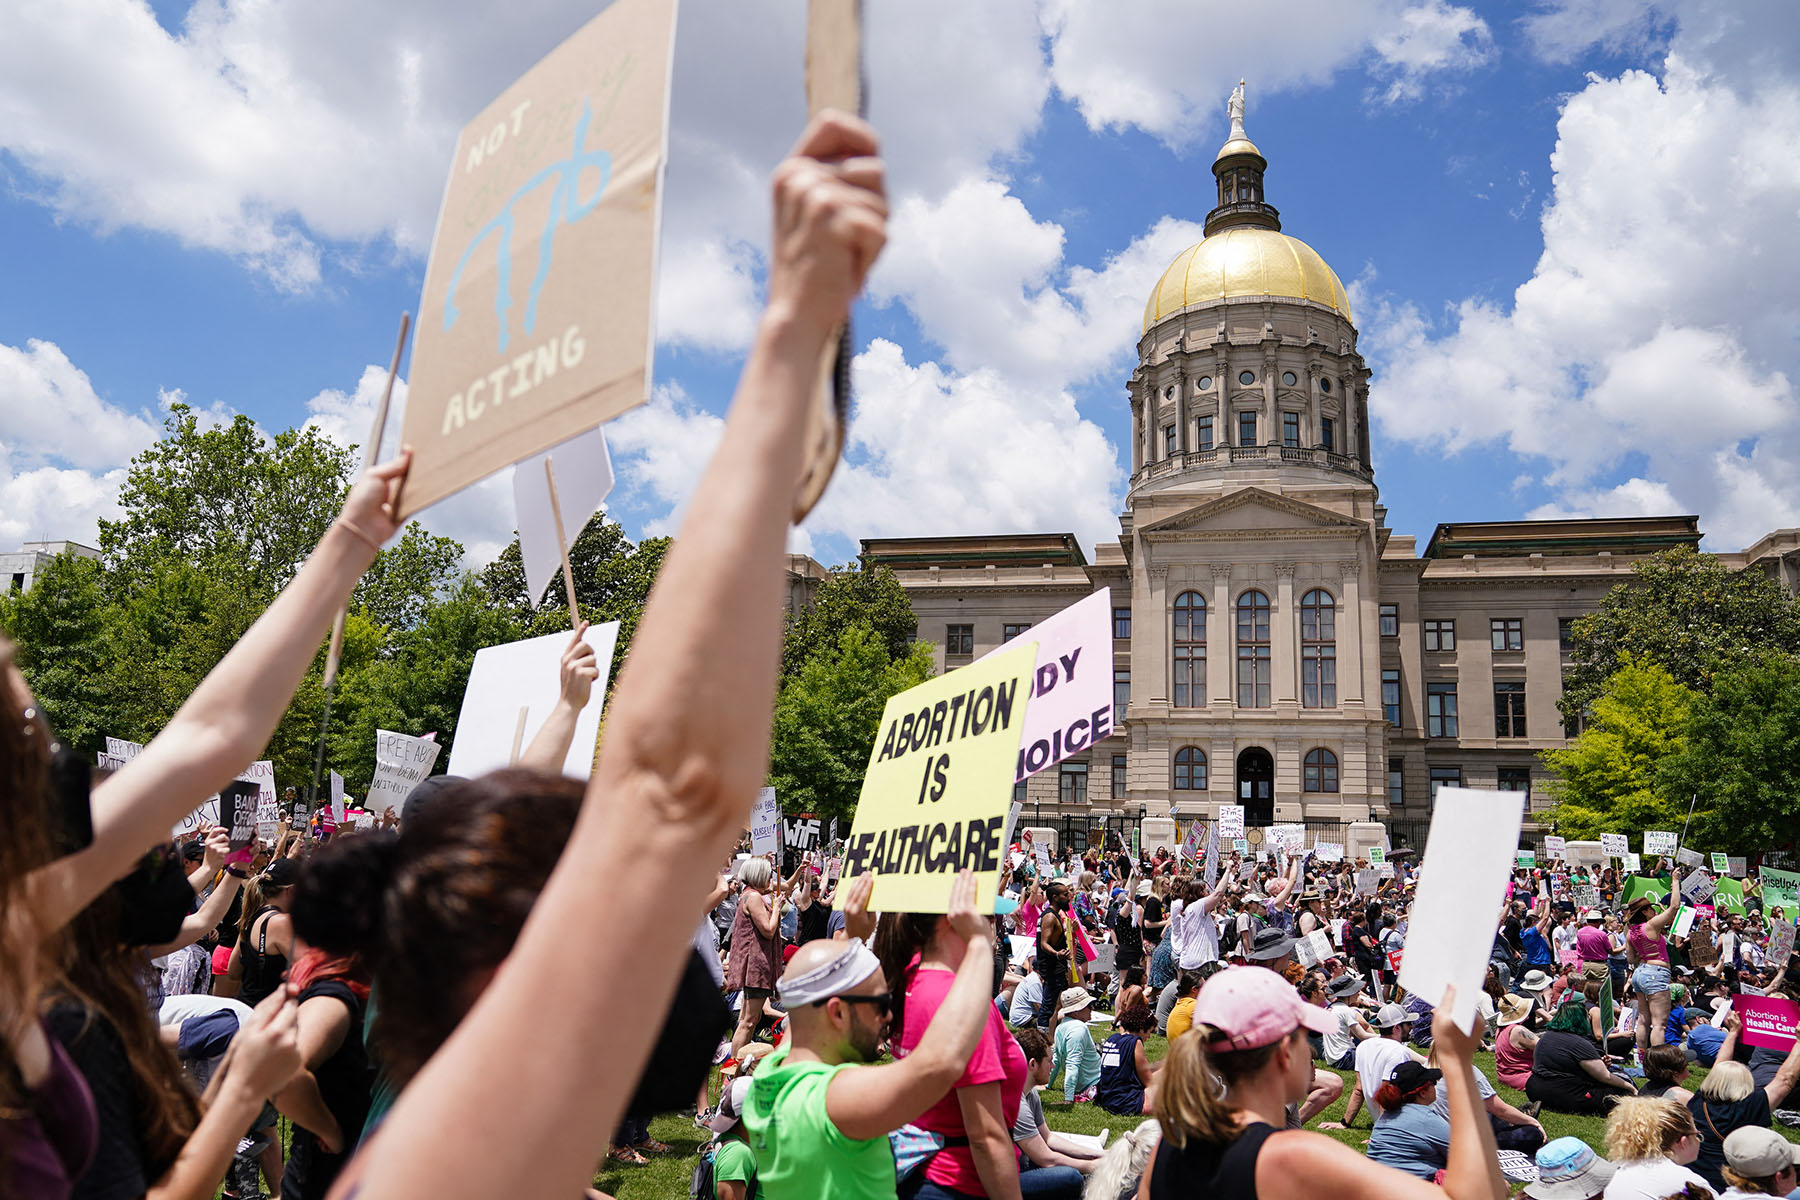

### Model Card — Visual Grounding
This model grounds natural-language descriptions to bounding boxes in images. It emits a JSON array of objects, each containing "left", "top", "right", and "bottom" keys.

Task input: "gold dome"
[{"left": 1144, "top": 227, "right": 1352, "bottom": 331}]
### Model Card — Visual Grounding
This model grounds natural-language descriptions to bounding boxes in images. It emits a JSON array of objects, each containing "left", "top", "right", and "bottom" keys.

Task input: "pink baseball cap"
[{"left": 1191, "top": 965, "right": 1337, "bottom": 1051}]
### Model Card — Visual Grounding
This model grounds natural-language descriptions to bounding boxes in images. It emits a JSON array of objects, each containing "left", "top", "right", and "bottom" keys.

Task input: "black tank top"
[
  {"left": 1150, "top": 1120, "right": 1275, "bottom": 1200},
  {"left": 239, "top": 905, "right": 289, "bottom": 1006}
]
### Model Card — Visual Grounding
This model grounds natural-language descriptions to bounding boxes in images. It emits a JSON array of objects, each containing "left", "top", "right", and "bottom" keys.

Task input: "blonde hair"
[
  {"left": 1604, "top": 1096, "right": 1696, "bottom": 1161},
  {"left": 1700, "top": 1060, "right": 1755, "bottom": 1103},
  {"left": 1084, "top": 1119, "right": 1160, "bottom": 1200},
  {"left": 1157, "top": 1022, "right": 1293, "bottom": 1149}
]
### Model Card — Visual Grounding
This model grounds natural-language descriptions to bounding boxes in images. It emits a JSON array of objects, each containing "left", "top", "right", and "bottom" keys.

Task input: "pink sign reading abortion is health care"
[
  {"left": 1736, "top": 994, "right": 1800, "bottom": 1052},
  {"left": 979, "top": 588, "right": 1114, "bottom": 783}
]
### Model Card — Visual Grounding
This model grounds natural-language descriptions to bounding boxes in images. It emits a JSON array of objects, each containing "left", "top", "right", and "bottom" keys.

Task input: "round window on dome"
[
  {"left": 1239, "top": 370, "right": 1256, "bottom": 386},
  {"left": 1282, "top": 371, "right": 1297, "bottom": 387},
  {"left": 1164, "top": 386, "right": 1174, "bottom": 400},
  {"left": 1197, "top": 375, "right": 1213, "bottom": 391},
  {"left": 1320, "top": 378, "right": 1332, "bottom": 393}
]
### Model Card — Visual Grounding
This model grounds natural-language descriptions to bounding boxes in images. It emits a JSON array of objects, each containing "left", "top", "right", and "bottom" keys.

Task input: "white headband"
[{"left": 777, "top": 941, "right": 881, "bottom": 1008}]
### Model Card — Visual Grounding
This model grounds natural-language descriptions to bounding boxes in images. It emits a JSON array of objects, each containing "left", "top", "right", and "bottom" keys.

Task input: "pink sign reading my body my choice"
[
  {"left": 980, "top": 588, "right": 1114, "bottom": 784},
  {"left": 1735, "top": 993, "right": 1800, "bottom": 1051}
]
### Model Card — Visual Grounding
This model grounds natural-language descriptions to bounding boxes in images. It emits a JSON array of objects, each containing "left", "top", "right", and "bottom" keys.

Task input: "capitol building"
[{"left": 795, "top": 92, "right": 1800, "bottom": 853}]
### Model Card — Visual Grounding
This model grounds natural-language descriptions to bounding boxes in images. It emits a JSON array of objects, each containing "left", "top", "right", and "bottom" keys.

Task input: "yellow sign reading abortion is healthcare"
[{"left": 840, "top": 643, "right": 1036, "bottom": 915}]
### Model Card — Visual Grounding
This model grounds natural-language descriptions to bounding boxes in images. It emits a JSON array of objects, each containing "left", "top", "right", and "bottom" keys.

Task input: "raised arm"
[
  {"left": 33, "top": 453, "right": 412, "bottom": 935},
  {"left": 825, "top": 872, "right": 994, "bottom": 1139},
  {"left": 1648, "top": 874, "right": 1683, "bottom": 933},
  {"left": 337, "top": 111, "right": 887, "bottom": 1200},
  {"left": 515, "top": 624, "right": 598, "bottom": 774}
]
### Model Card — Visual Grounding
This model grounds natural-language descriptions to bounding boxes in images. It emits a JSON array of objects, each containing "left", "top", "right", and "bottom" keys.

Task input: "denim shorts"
[{"left": 1632, "top": 962, "right": 1671, "bottom": 995}]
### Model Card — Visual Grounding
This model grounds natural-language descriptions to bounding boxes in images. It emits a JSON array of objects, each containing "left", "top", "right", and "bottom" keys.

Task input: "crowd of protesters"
[{"left": 2, "top": 106, "right": 1796, "bottom": 1200}]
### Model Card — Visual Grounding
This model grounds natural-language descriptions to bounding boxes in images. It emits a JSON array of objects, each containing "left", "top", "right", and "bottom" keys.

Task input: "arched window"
[
  {"left": 1303, "top": 747, "right": 1339, "bottom": 793},
  {"left": 1300, "top": 589, "right": 1337, "bottom": 708},
  {"left": 1172, "top": 590, "right": 1206, "bottom": 707},
  {"left": 1173, "top": 746, "right": 1207, "bottom": 790},
  {"left": 1236, "top": 590, "right": 1271, "bottom": 708}
]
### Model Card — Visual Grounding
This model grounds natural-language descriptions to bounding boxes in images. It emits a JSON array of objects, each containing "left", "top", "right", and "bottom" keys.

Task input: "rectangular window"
[
  {"left": 8, "top": 573, "right": 22, "bottom": 592},
  {"left": 1320, "top": 416, "right": 1335, "bottom": 453},
  {"left": 1423, "top": 619, "right": 1455, "bottom": 652},
  {"left": 1388, "top": 758, "right": 1405, "bottom": 807},
  {"left": 1379, "top": 604, "right": 1399, "bottom": 637},
  {"left": 1497, "top": 767, "right": 1531, "bottom": 795},
  {"left": 1558, "top": 617, "right": 1576, "bottom": 652},
  {"left": 1238, "top": 411, "right": 1257, "bottom": 447},
  {"left": 945, "top": 624, "right": 973, "bottom": 656},
  {"left": 1429, "top": 766, "right": 1462, "bottom": 799},
  {"left": 1013, "top": 778, "right": 1028, "bottom": 804},
  {"left": 1060, "top": 761, "right": 1089, "bottom": 806},
  {"left": 1003, "top": 622, "right": 1031, "bottom": 642},
  {"left": 1490, "top": 617, "right": 1523, "bottom": 652},
  {"left": 1114, "top": 669, "right": 1130, "bottom": 725},
  {"left": 1113, "top": 606, "right": 1131, "bottom": 639},
  {"left": 1282, "top": 411, "right": 1300, "bottom": 447},
  {"left": 1494, "top": 681, "right": 1527, "bottom": 738},
  {"left": 1426, "top": 682, "right": 1459, "bottom": 738},
  {"left": 1382, "top": 669, "right": 1401, "bottom": 726},
  {"left": 1163, "top": 424, "right": 1178, "bottom": 457},
  {"left": 1112, "top": 755, "right": 1127, "bottom": 797},
  {"left": 1197, "top": 416, "right": 1214, "bottom": 450}
]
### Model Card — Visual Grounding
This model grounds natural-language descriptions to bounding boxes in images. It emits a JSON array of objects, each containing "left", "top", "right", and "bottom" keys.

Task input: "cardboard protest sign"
[
  {"left": 1397, "top": 786, "right": 1524, "bottom": 1033},
  {"left": 749, "top": 789, "right": 782, "bottom": 856},
  {"left": 1623, "top": 852, "right": 1641, "bottom": 872},
  {"left": 329, "top": 771, "right": 346, "bottom": 826},
  {"left": 1545, "top": 836, "right": 1566, "bottom": 860},
  {"left": 1711, "top": 852, "right": 1731, "bottom": 874},
  {"left": 1294, "top": 930, "right": 1334, "bottom": 968},
  {"left": 256, "top": 790, "right": 282, "bottom": 842},
  {"left": 1516, "top": 849, "right": 1536, "bottom": 868},
  {"left": 1354, "top": 869, "right": 1377, "bottom": 897},
  {"left": 1622, "top": 875, "right": 1671, "bottom": 906},
  {"left": 217, "top": 761, "right": 276, "bottom": 848},
  {"left": 1680, "top": 871, "right": 1716, "bottom": 905},
  {"left": 1672, "top": 906, "right": 1697, "bottom": 938},
  {"left": 1316, "top": 841, "right": 1345, "bottom": 862},
  {"left": 976, "top": 589, "right": 1112, "bottom": 783},
  {"left": 838, "top": 644, "right": 1036, "bottom": 914},
  {"left": 1762, "top": 867, "right": 1800, "bottom": 910},
  {"left": 447, "top": 624, "right": 620, "bottom": 778},
  {"left": 1271, "top": 823, "right": 1306, "bottom": 852},
  {"left": 1376, "top": 862, "right": 1395, "bottom": 880},
  {"left": 1770, "top": 921, "right": 1797, "bottom": 970},
  {"left": 400, "top": 0, "right": 678, "bottom": 519},
  {"left": 1233, "top": 838, "right": 1249, "bottom": 855},
  {"left": 1574, "top": 885, "right": 1600, "bottom": 909},
  {"left": 1735, "top": 994, "right": 1799, "bottom": 1052},
  {"left": 1204, "top": 824, "right": 1219, "bottom": 890},
  {"left": 1219, "top": 805, "right": 1246, "bottom": 839},
  {"left": 513, "top": 423, "right": 614, "bottom": 604},
  {"left": 1600, "top": 833, "right": 1629, "bottom": 858},
  {"left": 1726, "top": 856, "right": 1746, "bottom": 878},
  {"left": 1644, "top": 830, "right": 1678, "bottom": 856},
  {"left": 1180, "top": 820, "right": 1205, "bottom": 863},
  {"left": 783, "top": 813, "right": 823, "bottom": 853},
  {"left": 1676, "top": 847, "right": 1706, "bottom": 869},
  {"left": 1368, "top": 847, "right": 1386, "bottom": 867},
  {"left": 370, "top": 730, "right": 443, "bottom": 822}
]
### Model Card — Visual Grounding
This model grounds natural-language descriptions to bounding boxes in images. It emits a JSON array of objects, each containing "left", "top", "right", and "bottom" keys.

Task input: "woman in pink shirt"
[
  {"left": 1573, "top": 910, "right": 1612, "bottom": 982},
  {"left": 1624, "top": 874, "right": 1683, "bottom": 1052},
  {"left": 1493, "top": 995, "right": 1539, "bottom": 1092}
]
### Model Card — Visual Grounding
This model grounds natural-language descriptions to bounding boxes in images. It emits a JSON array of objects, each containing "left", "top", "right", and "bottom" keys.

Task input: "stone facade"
[
  {"left": 1, "top": 541, "right": 100, "bottom": 594},
  {"left": 828, "top": 104, "right": 1800, "bottom": 853}
]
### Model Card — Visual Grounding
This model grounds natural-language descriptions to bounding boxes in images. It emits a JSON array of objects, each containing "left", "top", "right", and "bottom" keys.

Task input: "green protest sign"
[
  {"left": 1762, "top": 867, "right": 1800, "bottom": 910},
  {"left": 1713, "top": 877, "right": 1746, "bottom": 917},
  {"left": 1622, "top": 875, "right": 1671, "bottom": 906}
]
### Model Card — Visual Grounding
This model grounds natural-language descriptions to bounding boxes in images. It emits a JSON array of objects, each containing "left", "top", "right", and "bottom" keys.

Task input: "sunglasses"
[{"left": 823, "top": 993, "right": 893, "bottom": 1016}]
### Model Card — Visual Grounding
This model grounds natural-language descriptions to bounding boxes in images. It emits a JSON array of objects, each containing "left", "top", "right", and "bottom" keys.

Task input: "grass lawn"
[{"left": 593, "top": 1031, "right": 1800, "bottom": 1199}]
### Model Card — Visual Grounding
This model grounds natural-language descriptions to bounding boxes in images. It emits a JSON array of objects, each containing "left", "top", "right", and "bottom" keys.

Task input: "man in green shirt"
[
  {"left": 741, "top": 870, "right": 1000, "bottom": 1200},
  {"left": 707, "top": 1076, "right": 760, "bottom": 1200}
]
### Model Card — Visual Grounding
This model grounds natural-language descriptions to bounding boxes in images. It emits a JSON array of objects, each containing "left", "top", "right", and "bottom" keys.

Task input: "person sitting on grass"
[
  {"left": 1601, "top": 1095, "right": 1712, "bottom": 1199},
  {"left": 1640, "top": 1043, "right": 1696, "bottom": 1105},
  {"left": 1526, "top": 998, "right": 1635, "bottom": 1115},
  {"left": 1161, "top": 970, "right": 1202, "bottom": 1041},
  {"left": 1009, "top": 1027, "right": 1100, "bottom": 1199},
  {"left": 1366, "top": 1060, "right": 1452, "bottom": 1179},
  {"left": 1521, "top": 1136, "right": 1614, "bottom": 1200},
  {"left": 1009, "top": 956, "right": 1045, "bottom": 1028},
  {"left": 1718, "top": 1125, "right": 1799, "bottom": 1199},
  {"left": 702, "top": 1076, "right": 759, "bottom": 1200},
  {"left": 1335, "top": 1001, "right": 1416, "bottom": 1129},
  {"left": 1048, "top": 987, "right": 1101, "bottom": 1103},
  {"left": 1096, "top": 1003, "right": 1159, "bottom": 1116}
]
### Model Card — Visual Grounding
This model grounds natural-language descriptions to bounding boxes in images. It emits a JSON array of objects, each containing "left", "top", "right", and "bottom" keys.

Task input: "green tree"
[
  {"left": 352, "top": 522, "right": 465, "bottom": 633},
  {"left": 1541, "top": 657, "right": 1696, "bottom": 838},
  {"left": 1663, "top": 657, "right": 1800, "bottom": 852},
  {"left": 99, "top": 404, "right": 353, "bottom": 597},
  {"left": 766, "top": 623, "right": 935, "bottom": 823},
  {"left": 1560, "top": 546, "right": 1800, "bottom": 727},
  {"left": 781, "top": 563, "right": 917, "bottom": 680},
  {"left": 0, "top": 552, "right": 115, "bottom": 754}
]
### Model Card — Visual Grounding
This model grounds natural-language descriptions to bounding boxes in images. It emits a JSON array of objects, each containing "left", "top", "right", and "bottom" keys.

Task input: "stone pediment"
[{"left": 1140, "top": 488, "right": 1365, "bottom": 538}]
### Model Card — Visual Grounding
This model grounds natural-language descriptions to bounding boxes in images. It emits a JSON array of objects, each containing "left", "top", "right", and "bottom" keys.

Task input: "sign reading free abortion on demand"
[{"left": 975, "top": 589, "right": 1114, "bottom": 784}]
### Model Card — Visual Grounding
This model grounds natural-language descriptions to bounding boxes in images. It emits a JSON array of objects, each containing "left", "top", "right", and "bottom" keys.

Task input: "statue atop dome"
[{"left": 1227, "top": 80, "right": 1247, "bottom": 141}]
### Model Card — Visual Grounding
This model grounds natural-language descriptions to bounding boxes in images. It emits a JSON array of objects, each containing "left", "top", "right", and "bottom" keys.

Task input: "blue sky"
[{"left": 3, "top": 0, "right": 1796, "bottom": 571}]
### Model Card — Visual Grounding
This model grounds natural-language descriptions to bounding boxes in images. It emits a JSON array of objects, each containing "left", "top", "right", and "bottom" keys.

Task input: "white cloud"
[
  {"left": 1040, "top": 0, "right": 1493, "bottom": 144},
  {"left": 605, "top": 382, "right": 726, "bottom": 536},
  {"left": 1362, "top": 23, "right": 1800, "bottom": 549}
]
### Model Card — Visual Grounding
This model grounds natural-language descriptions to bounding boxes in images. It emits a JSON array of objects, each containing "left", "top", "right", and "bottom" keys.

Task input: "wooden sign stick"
[
  {"left": 509, "top": 706, "right": 530, "bottom": 767},
  {"left": 544, "top": 457, "right": 581, "bottom": 627}
]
